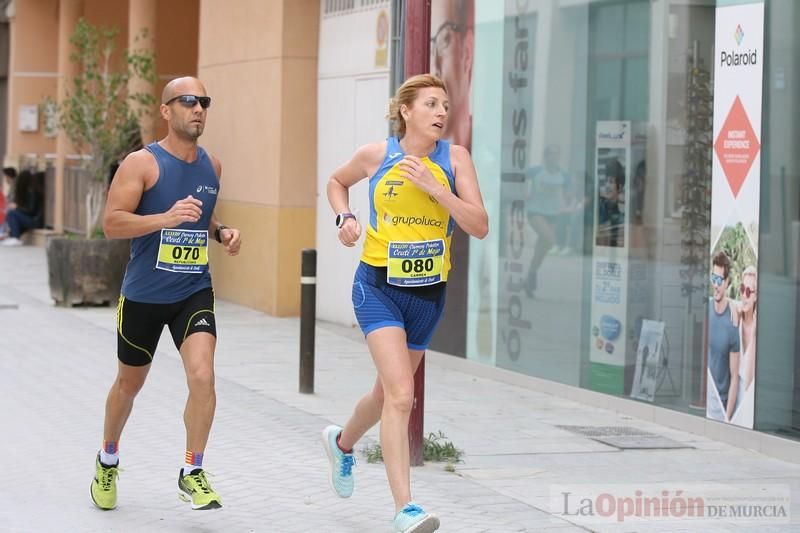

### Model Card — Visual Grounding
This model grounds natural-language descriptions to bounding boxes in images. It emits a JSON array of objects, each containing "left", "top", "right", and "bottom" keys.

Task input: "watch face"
[{"left": 336, "top": 213, "right": 354, "bottom": 228}]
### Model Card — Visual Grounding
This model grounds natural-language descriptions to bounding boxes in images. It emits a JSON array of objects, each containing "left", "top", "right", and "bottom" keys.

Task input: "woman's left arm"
[
  {"left": 401, "top": 145, "right": 488, "bottom": 238},
  {"left": 442, "top": 145, "right": 488, "bottom": 238}
]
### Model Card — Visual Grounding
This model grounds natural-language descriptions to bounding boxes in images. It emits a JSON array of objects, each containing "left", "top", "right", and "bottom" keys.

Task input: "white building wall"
[{"left": 316, "top": 0, "right": 392, "bottom": 325}]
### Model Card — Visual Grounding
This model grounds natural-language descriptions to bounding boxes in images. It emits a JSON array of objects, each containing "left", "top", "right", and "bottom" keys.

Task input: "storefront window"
[
  {"left": 460, "top": 0, "right": 799, "bottom": 440},
  {"left": 755, "top": 0, "right": 800, "bottom": 440}
]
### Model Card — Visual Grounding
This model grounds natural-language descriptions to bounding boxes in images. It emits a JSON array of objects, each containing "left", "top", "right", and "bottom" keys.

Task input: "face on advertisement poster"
[
  {"left": 430, "top": 0, "right": 474, "bottom": 151},
  {"left": 595, "top": 149, "right": 626, "bottom": 248},
  {"left": 707, "top": 241, "right": 757, "bottom": 427}
]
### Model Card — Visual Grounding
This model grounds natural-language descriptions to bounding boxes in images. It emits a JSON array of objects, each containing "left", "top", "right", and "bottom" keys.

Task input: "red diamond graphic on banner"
[{"left": 714, "top": 96, "right": 760, "bottom": 198}]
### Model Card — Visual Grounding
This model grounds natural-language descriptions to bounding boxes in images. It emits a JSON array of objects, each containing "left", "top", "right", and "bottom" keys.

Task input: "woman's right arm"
[
  {"left": 326, "top": 142, "right": 385, "bottom": 247},
  {"left": 326, "top": 142, "right": 385, "bottom": 214}
]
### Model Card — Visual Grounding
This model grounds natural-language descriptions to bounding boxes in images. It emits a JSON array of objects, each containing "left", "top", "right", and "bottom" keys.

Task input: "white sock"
[
  {"left": 182, "top": 464, "right": 202, "bottom": 476},
  {"left": 99, "top": 449, "right": 119, "bottom": 466}
]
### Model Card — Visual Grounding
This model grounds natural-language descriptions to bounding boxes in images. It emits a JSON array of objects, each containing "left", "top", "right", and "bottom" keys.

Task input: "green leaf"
[{"left": 44, "top": 18, "right": 157, "bottom": 238}]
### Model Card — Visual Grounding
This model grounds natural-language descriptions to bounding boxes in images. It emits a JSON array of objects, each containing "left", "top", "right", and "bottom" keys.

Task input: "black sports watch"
[
  {"left": 214, "top": 224, "right": 229, "bottom": 243},
  {"left": 335, "top": 213, "right": 356, "bottom": 228}
]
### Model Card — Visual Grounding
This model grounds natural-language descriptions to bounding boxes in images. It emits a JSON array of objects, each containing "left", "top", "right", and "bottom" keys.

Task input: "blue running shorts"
[{"left": 351, "top": 262, "right": 447, "bottom": 350}]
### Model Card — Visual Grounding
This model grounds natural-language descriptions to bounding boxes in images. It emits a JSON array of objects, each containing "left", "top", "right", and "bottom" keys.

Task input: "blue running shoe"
[
  {"left": 392, "top": 503, "right": 440, "bottom": 532},
  {"left": 321, "top": 425, "right": 355, "bottom": 498}
]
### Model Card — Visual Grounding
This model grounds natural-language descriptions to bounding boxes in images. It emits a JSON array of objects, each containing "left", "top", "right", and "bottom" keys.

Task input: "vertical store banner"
[
  {"left": 497, "top": 0, "right": 536, "bottom": 366},
  {"left": 589, "top": 121, "right": 632, "bottom": 394},
  {"left": 707, "top": 2, "right": 763, "bottom": 429}
]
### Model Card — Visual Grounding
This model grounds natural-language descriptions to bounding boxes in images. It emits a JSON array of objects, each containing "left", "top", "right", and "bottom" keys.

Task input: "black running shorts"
[{"left": 116, "top": 288, "right": 216, "bottom": 366}]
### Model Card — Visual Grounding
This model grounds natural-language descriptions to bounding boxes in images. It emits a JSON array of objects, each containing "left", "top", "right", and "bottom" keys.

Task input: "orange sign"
[{"left": 713, "top": 95, "right": 760, "bottom": 198}]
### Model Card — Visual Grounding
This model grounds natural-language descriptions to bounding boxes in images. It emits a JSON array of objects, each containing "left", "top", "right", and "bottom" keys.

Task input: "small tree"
[{"left": 48, "top": 18, "right": 156, "bottom": 238}]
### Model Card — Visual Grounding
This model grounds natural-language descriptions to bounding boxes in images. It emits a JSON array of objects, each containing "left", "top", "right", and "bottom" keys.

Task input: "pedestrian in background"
[{"left": 1, "top": 169, "right": 42, "bottom": 246}]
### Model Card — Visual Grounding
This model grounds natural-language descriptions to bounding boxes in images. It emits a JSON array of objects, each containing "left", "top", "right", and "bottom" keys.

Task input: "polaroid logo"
[
  {"left": 390, "top": 215, "right": 443, "bottom": 228},
  {"left": 734, "top": 24, "right": 744, "bottom": 45},
  {"left": 720, "top": 48, "right": 757, "bottom": 67},
  {"left": 722, "top": 25, "right": 757, "bottom": 68}
]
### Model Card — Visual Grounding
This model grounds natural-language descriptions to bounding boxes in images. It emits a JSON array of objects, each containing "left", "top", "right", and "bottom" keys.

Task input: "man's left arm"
[{"left": 207, "top": 155, "right": 241, "bottom": 256}]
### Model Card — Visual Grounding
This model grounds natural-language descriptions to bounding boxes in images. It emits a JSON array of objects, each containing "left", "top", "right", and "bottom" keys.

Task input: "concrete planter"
[{"left": 46, "top": 237, "right": 130, "bottom": 306}]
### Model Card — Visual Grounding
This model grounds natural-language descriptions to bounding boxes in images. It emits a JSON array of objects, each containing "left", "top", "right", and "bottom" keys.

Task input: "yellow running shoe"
[
  {"left": 178, "top": 469, "right": 222, "bottom": 510},
  {"left": 90, "top": 454, "right": 119, "bottom": 510}
]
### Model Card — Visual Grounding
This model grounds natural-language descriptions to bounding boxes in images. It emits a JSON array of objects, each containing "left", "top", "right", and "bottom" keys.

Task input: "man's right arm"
[{"left": 103, "top": 150, "right": 202, "bottom": 239}]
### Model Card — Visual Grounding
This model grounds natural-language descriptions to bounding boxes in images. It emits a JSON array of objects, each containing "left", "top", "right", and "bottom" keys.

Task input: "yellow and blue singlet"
[{"left": 360, "top": 136, "right": 456, "bottom": 287}]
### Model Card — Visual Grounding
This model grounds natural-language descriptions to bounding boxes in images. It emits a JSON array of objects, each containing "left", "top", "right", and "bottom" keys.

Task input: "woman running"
[{"left": 321, "top": 73, "right": 488, "bottom": 532}]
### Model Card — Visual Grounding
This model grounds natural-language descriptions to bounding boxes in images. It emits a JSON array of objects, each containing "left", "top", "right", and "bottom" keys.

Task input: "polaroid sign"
[
  {"left": 720, "top": 24, "right": 758, "bottom": 68},
  {"left": 707, "top": 2, "right": 764, "bottom": 430}
]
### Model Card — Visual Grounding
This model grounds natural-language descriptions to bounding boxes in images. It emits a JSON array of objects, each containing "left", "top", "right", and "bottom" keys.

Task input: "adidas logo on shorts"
[{"left": 194, "top": 318, "right": 211, "bottom": 327}]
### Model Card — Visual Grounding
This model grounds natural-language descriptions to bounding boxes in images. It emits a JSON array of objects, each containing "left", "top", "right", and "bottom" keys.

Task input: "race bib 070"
[{"left": 156, "top": 229, "right": 209, "bottom": 274}]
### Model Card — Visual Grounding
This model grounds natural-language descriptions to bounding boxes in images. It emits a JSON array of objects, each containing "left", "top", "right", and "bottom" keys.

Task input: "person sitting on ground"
[
  {"left": 2, "top": 169, "right": 42, "bottom": 246},
  {"left": 0, "top": 167, "right": 17, "bottom": 238},
  {"left": 2, "top": 167, "right": 17, "bottom": 204}
]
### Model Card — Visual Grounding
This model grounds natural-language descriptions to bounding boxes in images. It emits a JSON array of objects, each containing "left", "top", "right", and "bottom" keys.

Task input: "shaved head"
[
  {"left": 162, "top": 77, "right": 207, "bottom": 103},
  {"left": 159, "top": 76, "right": 210, "bottom": 141}
]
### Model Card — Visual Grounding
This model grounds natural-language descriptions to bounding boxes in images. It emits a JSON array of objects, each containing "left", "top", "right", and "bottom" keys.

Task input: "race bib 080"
[
  {"left": 387, "top": 239, "right": 445, "bottom": 287},
  {"left": 156, "top": 229, "right": 209, "bottom": 274}
]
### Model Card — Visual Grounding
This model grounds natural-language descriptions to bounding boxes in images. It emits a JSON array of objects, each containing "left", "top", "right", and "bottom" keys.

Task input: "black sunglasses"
[{"left": 164, "top": 94, "right": 212, "bottom": 109}]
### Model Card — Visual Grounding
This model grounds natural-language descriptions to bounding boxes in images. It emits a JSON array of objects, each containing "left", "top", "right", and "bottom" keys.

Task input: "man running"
[{"left": 90, "top": 76, "right": 241, "bottom": 511}]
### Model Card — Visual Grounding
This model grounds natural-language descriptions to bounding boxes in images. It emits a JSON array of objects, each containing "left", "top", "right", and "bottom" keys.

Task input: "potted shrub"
[{"left": 45, "top": 18, "right": 156, "bottom": 306}]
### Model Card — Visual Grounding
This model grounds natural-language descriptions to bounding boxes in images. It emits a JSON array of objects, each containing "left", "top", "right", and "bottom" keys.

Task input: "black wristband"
[{"left": 214, "top": 224, "right": 228, "bottom": 243}]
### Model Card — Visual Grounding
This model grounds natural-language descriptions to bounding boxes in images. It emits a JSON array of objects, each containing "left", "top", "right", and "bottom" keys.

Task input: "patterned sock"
[
  {"left": 99, "top": 441, "right": 119, "bottom": 466},
  {"left": 182, "top": 450, "right": 203, "bottom": 476}
]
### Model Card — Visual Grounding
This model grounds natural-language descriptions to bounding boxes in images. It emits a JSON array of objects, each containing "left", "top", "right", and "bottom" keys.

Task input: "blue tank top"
[{"left": 120, "top": 142, "right": 219, "bottom": 303}]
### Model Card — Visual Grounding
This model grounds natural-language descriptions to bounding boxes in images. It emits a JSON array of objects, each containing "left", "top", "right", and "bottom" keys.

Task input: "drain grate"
[{"left": 557, "top": 425, "right": 693, "bottom": 450}]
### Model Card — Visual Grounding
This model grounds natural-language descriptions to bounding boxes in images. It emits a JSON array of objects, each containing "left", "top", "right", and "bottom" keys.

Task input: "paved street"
[{"left": 1, "top": 244, "right": 799, "bottom": 532}]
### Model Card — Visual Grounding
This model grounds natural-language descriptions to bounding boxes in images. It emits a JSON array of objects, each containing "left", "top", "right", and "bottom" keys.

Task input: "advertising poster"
[
  {"left": 430, "top": 0, "right": 474, "bottom": 152},
  {"left": 631, "top": 320, "right": 666, "bottom": 402},
  {"left": 706, "top": 2, "right": 763, "bottom": 429},
  {"left": 589, "top": 121, "right": 631, "bottom": 394},
  {"left": 428, "top": 0, "right": 475, "bottom": 357}
]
